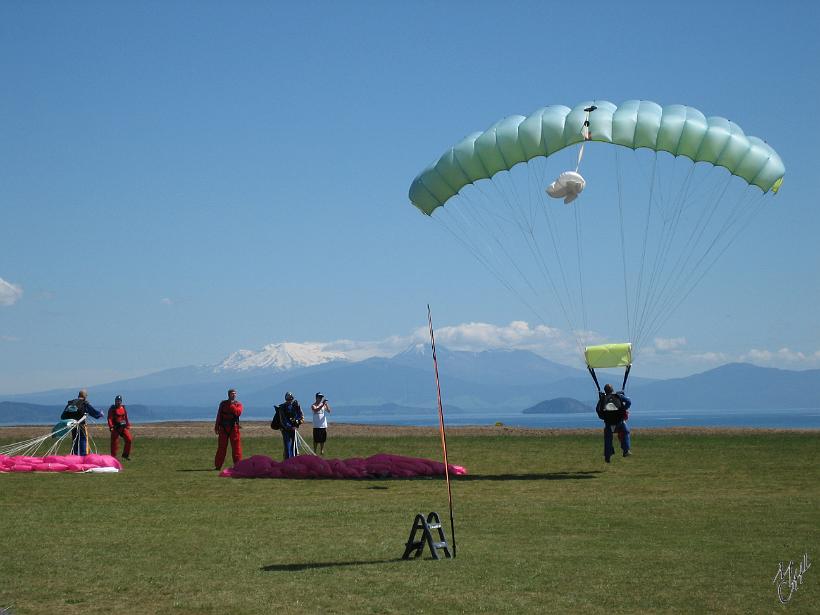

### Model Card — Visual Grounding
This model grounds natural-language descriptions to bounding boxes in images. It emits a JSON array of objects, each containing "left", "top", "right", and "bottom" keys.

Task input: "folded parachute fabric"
[
  {"left": 219, "top": 453, "right": 467, "bottom": 479},
  {"left": 546, "top": 171, "right": 585, "bottom": 204},
  {"left": 0, "top": 453, "right": 122, "bottom": 473}
]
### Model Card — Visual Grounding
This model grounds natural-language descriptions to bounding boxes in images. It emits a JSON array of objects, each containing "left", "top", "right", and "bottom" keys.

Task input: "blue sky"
[{"left": 1, "top": 0, "right": 819, "bottom": 394}]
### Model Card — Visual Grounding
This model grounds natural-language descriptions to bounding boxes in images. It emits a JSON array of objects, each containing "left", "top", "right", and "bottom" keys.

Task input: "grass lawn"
[{"left": 1, "top": 425, "right": 818, "bottom": 614}]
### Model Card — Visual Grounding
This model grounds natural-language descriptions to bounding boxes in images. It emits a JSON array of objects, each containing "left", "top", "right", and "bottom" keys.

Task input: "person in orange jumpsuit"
[
  {"left": 214, "top": 388, "right": 243, "bottom": 470},
  {"left": 107, "top": 394, "right": 133, "bottom": 460}
]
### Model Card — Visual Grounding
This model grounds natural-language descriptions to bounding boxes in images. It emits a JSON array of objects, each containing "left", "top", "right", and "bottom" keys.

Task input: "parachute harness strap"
[
  {"left": 575, "top": 105, "right": 597, "bottom": 173},
  {"left": 588, "top": 363, "right": 630, "bottom": 394},
  {"left": 587, "top": 366, "right": 602, "bottom": 393},
  {"left": 621, "top": 364, "right": 632, "bottom": 392}
]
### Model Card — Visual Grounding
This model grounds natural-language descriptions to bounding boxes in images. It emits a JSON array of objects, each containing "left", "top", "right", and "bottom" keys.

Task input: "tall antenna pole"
[{"left": 427, "top": 304, "right": 457, "bottom": 557}]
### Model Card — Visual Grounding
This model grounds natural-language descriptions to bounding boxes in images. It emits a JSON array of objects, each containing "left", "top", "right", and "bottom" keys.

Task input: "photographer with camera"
[{"left": 311, "top": 392, "right": 331, "bottom": 456}]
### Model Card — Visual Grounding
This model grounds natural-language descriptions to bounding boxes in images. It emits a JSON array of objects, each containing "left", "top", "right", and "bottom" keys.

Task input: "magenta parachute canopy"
[
  {"left": 220, "top": 454, "right": 468, "bottom": 479},
  {"left": 0, "top": 453, "right": 122, "bottom": 473}
]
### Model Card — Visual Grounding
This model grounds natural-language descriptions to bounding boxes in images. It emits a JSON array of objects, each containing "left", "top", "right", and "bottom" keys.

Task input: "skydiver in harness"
[
  {"left": 214, "top": 388, "right": 243, "bottom": 470},
  {"left": 107, "top": 394, "right": 133, "bottom": 460},
  {"left": 586, "top": 343, "right": 633, "bottom": 463},
  {"left": 61, "top": 389, "right": 103, "bottom": 456},
  {"left": 273, "top": 392, "right": 304, "bottom": 460},
  {"left": 595, "top": 383, "right": 632, "bottom": 463}
]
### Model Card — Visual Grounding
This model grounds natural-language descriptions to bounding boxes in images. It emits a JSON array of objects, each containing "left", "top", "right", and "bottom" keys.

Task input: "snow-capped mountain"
[{"left": 214, "top": 342, "right": 350, "bottom": 372}]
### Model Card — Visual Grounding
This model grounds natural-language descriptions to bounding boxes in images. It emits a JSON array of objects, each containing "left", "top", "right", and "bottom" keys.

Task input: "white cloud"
[
  {"left": 687, "top": 351, "right": 728, "bottom": 364},
  {"left": 654, "top": 337, "right": 687, "bottom": 351},
  {"left": 251, "top": 322, "right": 820, "bottom": 379},
  {"left": 1, "top": 335, "right": 21, "bottom": 343},
  {"left": 322, "top": 335, "right": 416, "bottom": 361},
  {"left": 740, "top": 347, "right": 820, "bottom": 365},
  {"left": 423, "top": 320, "right": 569, "bottom": 352},
  {"left": 322, "top": 321, "right": 584, "bottom": 365},
  {"left": 161, "top": 297, "right": 174, "bottom": 306},
  {"left": 633, "top": 345, "right": 728, "bottom": 378},
  {"left": 0, "top": 278, "right": 23, "bottom": 306}
]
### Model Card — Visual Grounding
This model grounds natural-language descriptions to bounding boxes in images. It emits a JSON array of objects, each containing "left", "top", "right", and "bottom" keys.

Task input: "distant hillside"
[
  {"left": 391, "top": 345, "right": 585, "bottom": 385},
  {"left": 522, "top": 398, "right": 592, "bottom": 414},
  {"left": 2, "top": 347, "right": 589, "bottom": 411},
  {"left": 4, "top": 355, "right": 820, "bottom": 425},
  {"left": 0, "top": 401, "right": 215, "bottom": 425},
  {"left": 0, "top": 401, "right": 65, "bottom": 425},
  {"left": 0, "top": 400, "right": 456, "bottom": 426},
  {"left": 630, "top": 363, "right": 820, "bottom": 410}
]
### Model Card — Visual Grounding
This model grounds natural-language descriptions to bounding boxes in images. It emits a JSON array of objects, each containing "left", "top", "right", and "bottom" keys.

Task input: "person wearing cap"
[
  {"left": 595, "top": 383, "right": 632, "bottom": 463},
  {"left": 60, "top": 389, "right": 103, "bottom": 456},
  {"left": 274, "top": 392, "right": 303, "bottom": 460},
  {"left": 107, "top": 395, "right": 133, "bottom": 460},
  {"left": 311, "top": 392, "right": 331, "bottom": 456},
  {"left": 214, "top": 389, "right": 243, "bottom": 470}
]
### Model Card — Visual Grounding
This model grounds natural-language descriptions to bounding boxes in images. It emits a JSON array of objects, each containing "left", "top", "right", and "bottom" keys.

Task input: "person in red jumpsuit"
[
  {"left": 214, "top": 388, "right": 243, "bottom": 470},
  {"left": 107, "top": 394, "right": 133, "bottom": 460}
]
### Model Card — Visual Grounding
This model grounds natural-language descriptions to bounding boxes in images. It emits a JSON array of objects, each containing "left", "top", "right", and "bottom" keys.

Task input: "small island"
[{"left": 522, "top": 397, "right": 593, "bottom": 414}]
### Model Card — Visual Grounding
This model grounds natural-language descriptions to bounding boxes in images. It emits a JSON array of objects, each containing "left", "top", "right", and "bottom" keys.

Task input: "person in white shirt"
[{"left": 311, "top": 392, "right": 331, "bottom": 455}]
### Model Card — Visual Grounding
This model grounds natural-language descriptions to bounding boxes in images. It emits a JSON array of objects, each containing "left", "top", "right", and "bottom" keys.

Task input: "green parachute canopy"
[
  {"left": 407, "top": 99, "right": 784, "bottom": 374},
  {"left": 409, "top": 100, "right": 784, "bottom": 215}
]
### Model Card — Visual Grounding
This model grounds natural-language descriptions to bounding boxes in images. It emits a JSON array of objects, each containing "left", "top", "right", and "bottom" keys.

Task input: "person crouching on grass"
[{"left": 311, "top": 392, "right": 331, "bottom": 455}]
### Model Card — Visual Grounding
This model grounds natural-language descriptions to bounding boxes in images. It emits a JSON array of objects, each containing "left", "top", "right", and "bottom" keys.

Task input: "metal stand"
[{"left": 401, "top": 512, "right": 452, "bottom": 560}]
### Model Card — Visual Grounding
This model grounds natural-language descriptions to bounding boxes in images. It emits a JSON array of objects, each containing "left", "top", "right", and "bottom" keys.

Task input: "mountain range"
[{"left": 2, "top": 342, "right": 819, "bottom": 424}]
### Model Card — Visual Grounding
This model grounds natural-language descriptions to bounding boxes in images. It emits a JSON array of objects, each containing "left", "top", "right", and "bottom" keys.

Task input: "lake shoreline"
[{"left": 1, "top": 420, "right": 818, "bottom": 440}]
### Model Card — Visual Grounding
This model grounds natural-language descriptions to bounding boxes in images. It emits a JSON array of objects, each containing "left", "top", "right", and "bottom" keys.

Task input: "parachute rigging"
[{"left": 408, "top": 99, "right": 784, "bottom": 383}]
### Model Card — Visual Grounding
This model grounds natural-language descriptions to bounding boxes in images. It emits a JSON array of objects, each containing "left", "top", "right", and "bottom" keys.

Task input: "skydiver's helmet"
[
  {"left": 115, "top": 395, "right": 122, "bottom": 403},
  {"left": 285, "top": 392, "right": 294, "bottom": 402}
]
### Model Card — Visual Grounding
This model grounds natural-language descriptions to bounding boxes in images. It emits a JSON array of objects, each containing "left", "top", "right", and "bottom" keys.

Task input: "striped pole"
[{"left": 427, "top": 305, "right": 457, "bottom": 557}]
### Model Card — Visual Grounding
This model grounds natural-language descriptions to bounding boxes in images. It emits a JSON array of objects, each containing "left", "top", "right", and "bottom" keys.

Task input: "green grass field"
[{"left": 1, "top": 427, "right": 818, "bottom": 614}]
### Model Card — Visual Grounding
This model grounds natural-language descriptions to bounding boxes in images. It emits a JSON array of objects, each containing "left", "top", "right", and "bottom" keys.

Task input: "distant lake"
[
  {"left": 3, "top": 407, "right": 819, "bottom": 430},
  {"left": 328, "top": 406, "right": 820, "bottom": 430}
]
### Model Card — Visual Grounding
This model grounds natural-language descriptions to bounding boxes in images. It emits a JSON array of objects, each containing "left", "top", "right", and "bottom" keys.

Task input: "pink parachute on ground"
[
  {"left": 219, "top": 453, "right": 467, "bottom": 479},
  {"left": 0, "top": 453, "right": 122, "bottom": 473}
]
